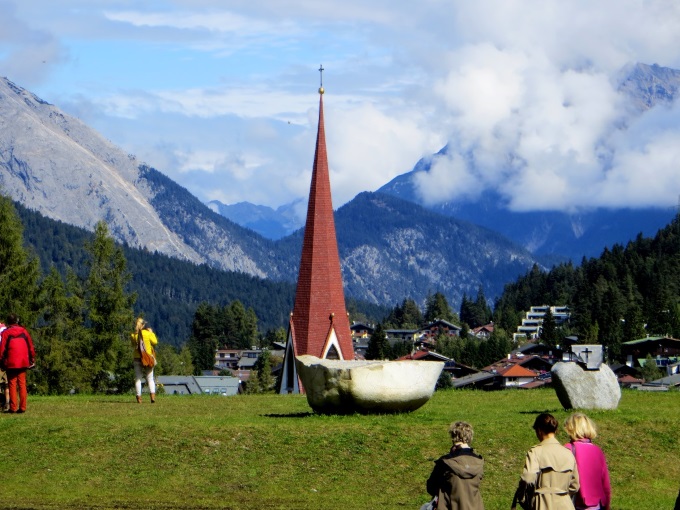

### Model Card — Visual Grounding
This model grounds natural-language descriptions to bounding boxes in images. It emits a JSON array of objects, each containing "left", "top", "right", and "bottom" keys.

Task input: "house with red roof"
[
  {"left": 498, "top": 364, "right": 539, "bottom": 387},
  {"left": 472, "top": 323, "right": 494, "bottom": 339}
]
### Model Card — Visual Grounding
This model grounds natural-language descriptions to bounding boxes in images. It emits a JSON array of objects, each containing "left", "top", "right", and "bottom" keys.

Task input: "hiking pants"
[{"left": 7, "top": 368, "right": 27, "bottom": 412}]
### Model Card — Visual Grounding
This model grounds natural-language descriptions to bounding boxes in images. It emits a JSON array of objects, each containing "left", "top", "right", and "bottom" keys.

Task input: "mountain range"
[
  {"left": 212, "top": 63, "right": 680, "bottom": 263},
  {"left": 1, "top": 64, "right": 678, "bottom": 310}
]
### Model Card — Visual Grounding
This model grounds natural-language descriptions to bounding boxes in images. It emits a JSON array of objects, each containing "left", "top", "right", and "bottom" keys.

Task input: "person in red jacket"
[
  {"left": 0, "top": 322, "right": 9, "bottom": 412},
  {"left": 0, "top": 313, "right": 36, "bottom": 413}
]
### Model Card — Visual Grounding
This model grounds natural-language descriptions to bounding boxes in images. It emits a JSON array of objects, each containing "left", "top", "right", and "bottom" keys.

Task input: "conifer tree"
[
  {"left": 82, "top": 221, "right": 136, "bottom": 392},
  {"left": 34, "top": 267, "right": 87, "bottom": 394},
  {"left": 227, "top": 300, "right": 258, "bottom": 349},
  {"left": 252, "top": 348, "right": 273, "bottom": 393},
  {"left": 188, "top": 302, "right": 220, "bottom": 373},
  {"left": 424, "top": 292, "right": 455, "bottom": 323},
  {"left": 540, "top": 308, "right": 559, "bottom": 347},
  {"left": 366, "top": 323, "right": 390, "bottom": 360},
  {"left": 622, "top": 302, "right": 646, "bottom": 342},
  {"left": 0, "top": 195, "right": 40, "bottom": 325}
]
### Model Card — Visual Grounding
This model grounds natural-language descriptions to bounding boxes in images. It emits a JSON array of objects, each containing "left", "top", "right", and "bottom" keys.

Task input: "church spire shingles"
[
  {"left": 279, "top": 69, "right": 355, "bottom": 393},
  {"left": 290, "top": 71, "right": 354, "bottom": 361}
]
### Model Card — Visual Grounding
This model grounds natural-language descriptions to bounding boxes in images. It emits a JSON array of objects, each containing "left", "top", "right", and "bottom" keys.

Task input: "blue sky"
[{"left": 2, "top": 0, "right": 680, "bottom": 220}]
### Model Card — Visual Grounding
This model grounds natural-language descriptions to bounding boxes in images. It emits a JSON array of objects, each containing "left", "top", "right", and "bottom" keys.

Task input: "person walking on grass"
[
  {"left": 563, "top": 413, "right": 611, "bottom": 510},
  {"left": 131, "top": 317, "right": 158, "bottom": 403},
  {"left": 425, "top": 420, "right": 485, "bottom": 510},
  {"left": 0, "top": 322, "right": 10, "bottom": 412},
  {"left": 512, "top": 413, "right": 579, "bottom": 510},
  {"left": 0, "top": 313, "right": 36, "bottom": 414}
]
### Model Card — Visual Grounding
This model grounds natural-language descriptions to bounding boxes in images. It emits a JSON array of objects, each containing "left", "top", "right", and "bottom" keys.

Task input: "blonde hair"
[
  {"left": 135, "top": 317, "right": 146, "bottom": 334},
  {"left": 564, "top": 413, "right": 598, "bottom": 440},
  {"left": 448, "top": 421, "right": 474, "bottom": 445}
]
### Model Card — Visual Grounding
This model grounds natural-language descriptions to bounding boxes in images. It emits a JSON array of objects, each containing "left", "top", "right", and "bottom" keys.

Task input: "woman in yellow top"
[{"left": 130, "top": 317, "right": 158, "bottom": 403}]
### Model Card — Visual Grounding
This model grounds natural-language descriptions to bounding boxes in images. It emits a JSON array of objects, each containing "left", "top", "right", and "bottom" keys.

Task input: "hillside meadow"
[{"left": 0, "top": 388, "right": 677, "bottom": 510}]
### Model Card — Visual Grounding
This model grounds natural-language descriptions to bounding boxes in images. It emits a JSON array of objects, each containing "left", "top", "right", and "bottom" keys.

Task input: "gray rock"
[
  {"left": 551, "top": 362, "right": 621, "bottom": 410},
  {"left": 295, "top": 355, "right": 443, "bottom": 414}
]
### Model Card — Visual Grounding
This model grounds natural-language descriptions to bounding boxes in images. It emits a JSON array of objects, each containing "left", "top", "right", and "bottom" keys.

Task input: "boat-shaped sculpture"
[{"left": 295, "top": 355, "right": 444, "bottom": 414}]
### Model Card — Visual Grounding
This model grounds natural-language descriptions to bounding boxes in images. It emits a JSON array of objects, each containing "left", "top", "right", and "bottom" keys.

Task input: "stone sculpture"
[
  {"left": 551, "top": 361, "right": 621, "bottom": 410},
  {"left": 295, "top": 355, "right": 444, "bottom": 414}
]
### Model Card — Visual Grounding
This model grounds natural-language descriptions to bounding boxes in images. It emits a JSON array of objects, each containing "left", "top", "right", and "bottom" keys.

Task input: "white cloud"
[{"left": 3, "top": 0, "right": 680, "bottom": 214}]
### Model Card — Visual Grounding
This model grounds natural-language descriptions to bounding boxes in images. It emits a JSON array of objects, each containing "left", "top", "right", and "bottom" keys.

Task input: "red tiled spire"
[{"left": 290, "top": 90, "right": 354, "bottom": 360}]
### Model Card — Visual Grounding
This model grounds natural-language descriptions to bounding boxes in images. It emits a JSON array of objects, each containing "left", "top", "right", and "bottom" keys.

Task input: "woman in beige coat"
[{"left": 512, "top": 413, "right": 579, "bottom": 510}]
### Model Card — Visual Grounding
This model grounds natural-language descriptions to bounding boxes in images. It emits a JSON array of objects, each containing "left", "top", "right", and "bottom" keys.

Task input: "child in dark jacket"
[{"left": 426, "top": 421, "right": 485, "bottom": 510}]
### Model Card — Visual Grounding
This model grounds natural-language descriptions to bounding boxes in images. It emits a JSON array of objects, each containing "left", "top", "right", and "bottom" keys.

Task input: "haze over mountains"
[
  {"left": 1, "top": 63, "right": 678, "bottom": 309},
  {"left": 213, "top": 63, "right": 679, "bottom": 262}
]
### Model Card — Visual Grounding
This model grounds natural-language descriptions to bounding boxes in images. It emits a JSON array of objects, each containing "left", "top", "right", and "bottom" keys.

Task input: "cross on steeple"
[{"left": 318, "top": 65, "right": 325, "bottom": 94}]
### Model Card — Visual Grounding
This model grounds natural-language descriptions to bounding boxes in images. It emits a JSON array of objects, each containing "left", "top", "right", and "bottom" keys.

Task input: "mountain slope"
[
  {"left": 277, "top": 191, "right": 542, "bottom": 307},
  {"left": 0, "top": 76, "right": 296, "bottom": 279},
  {"left": 217, "top": 63, "right": 679, "bottom": 262},
  {"left": 1, "top": 76, "right": 545, "bottom": 310}
]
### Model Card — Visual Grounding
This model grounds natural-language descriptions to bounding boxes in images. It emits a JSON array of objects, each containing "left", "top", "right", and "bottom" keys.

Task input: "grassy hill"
[{"left": 1, "top": 389, "right": 677, "bottom": 509}]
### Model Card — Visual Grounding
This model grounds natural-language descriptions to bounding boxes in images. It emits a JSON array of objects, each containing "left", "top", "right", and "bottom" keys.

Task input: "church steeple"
[{"left": 279, "top": 68, "right": 355, "bottom": 393}]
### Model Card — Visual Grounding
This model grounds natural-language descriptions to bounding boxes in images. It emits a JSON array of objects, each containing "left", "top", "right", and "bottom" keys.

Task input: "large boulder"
[
  {"left": 551, "top": 362, "right": 621, "bottom": 410},
  {"left": 295, "top": 355, "right": 444, "bottom": 414}
]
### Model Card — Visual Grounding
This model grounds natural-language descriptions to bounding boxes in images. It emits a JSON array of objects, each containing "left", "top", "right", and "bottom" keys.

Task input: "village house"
[
  {"left": 214, "top": 348, "right": 241, "bottom": 371},
  {"left": 350, "top": 322, "right": 374, "bottom": 340},
  {"left": 155, "top": 375, "right": 241, "bottom": 396},
  {"left": 471, "top": 323, "right": 494, "bottom": 339},
  {"left": 385, "top": 328, "right": 420, "bottom": 343},
  {"left": 621, "top": 336, "right": 680, "bottom": 374}
]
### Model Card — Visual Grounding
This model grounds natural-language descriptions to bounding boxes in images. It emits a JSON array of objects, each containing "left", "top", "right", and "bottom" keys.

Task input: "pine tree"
[
  {"left": 540, "top": 308, "right": 559, "bottom": 348},
  {"left": 82, "top": 221, "right": 136, "bottom": 392},
  {"left": 366, "top": 323, "right": 389, "bottom": 360},
  {"left": 0, "top": 195, "right": 40, "bottom": 325},
  {"left": 34, "top": 267, "right": 87, "bottom": 394},
  {"left": 425, "top": 292, "right": 454, "bottom": 323},
  {"left": 188, "top": 302, "right": 220, "bottom": 373},
  {"left": 225, "top": 300, "right": 258, "bottom": 349},
  {"left": 622, "top": 302, "right": 646, "bottom": 342},
  {"left": 398, "top": 298, "right": 423, "bottom": 328},
  {"left": 252, "top": 349, "right": 273, "bottom": 393}
]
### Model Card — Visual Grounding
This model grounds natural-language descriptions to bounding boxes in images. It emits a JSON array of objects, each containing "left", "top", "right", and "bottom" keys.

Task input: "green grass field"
[{"left": 0, "top": 388, "right": 677, "bottom": 509}]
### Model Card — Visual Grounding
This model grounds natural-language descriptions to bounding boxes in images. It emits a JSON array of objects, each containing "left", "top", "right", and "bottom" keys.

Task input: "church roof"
[{"left": 289, "top": 86, "right": 354, "bottom": 360}]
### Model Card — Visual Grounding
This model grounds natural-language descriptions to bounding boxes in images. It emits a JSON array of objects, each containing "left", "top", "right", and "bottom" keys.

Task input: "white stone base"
[{"left": 295, "top": 355, "right": 444, "bottom": 414}]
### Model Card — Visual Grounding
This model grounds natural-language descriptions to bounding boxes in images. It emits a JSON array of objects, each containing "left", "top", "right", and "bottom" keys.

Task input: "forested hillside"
[
  {"left": 16, "top": 201, "right": 388, "bottom": 347},
  {"left": 493, "top": 213, "right": 680, "bottom": 361}
]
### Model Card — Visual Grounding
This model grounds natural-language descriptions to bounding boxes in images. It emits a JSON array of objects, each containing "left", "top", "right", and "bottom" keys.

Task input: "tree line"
[
  {"left": 366, "top": 211, "right": 680, "bottom": 369},
  {"left": 5, "top": 189, "right": 679, "bottom": 392},
  {"left": 4, "top": 195, "right": 385, "bottom": 392},
  {"left": 364, "top": 290, "right": 510, "bottom": 369},
  {"left": 3, "top": 196, "right": 264, "bottom": 393},
  {"left": 493, "top": 214, "right": 680, "bottom": 361}
]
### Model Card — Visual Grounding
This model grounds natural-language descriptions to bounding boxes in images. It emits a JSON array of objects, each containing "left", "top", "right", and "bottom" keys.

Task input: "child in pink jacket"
[{"left": 564, "top": 413, "right": 611, "bottom": 510}]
